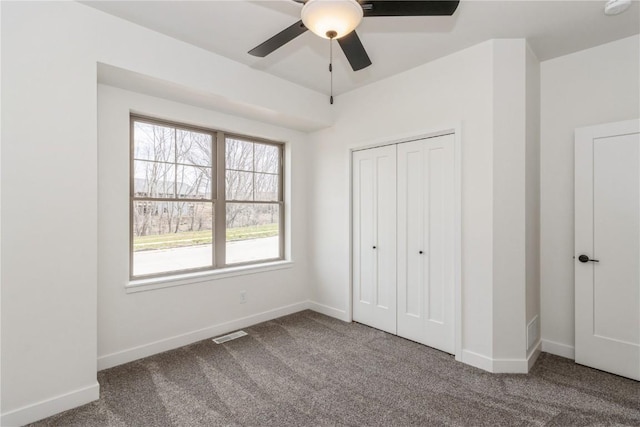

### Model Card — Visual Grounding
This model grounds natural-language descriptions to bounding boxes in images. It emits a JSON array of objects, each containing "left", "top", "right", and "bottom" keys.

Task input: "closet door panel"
[
  {"left": 398, "top": 141, "right": 424, "bottom": 322},
  {"left": 423, "top": 135, "right": 455, "bottom": 353},
  {"left": 427, "top": 146, "right": 445, "bottom": 323},
  {"left": 352, "top": 145, "right": 397, "bottom": 334},
  {"left": 398, "top": 134, "right": 455, "bottom": 354},
  {"left": 355, "top": 154, "right": 374, "bottom": 305},
  {"left": 376, "top": 153, "right": 396, "bottom": 311},
  {"left": 397, "top": 140, "right": 424, "bottom": 339}
]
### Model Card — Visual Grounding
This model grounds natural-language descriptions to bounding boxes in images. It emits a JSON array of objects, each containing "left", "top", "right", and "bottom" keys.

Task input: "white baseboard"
[
  {"left": 462, "top": 342, "right": 541, "bottom": 374},
  {"left": 461, "top": 350, "right": 494, "bottom": 372},
  {"left": 493, "top": 340, "right": 542, "bottom": 373},
  {"left": 492, "top": 358, "right": 529, "bottom": 374},
  {"left": 307, "top": 301, "right": 350, "bottom": 322},
  {"left": 541, "top": 339, "right": 575, "bottom": 359},
  {"left": 0, "top": 382, "right": 99, "bottom": 427},
  {"left": 98, "top": 301, "right": 310, "bottom": 370}
]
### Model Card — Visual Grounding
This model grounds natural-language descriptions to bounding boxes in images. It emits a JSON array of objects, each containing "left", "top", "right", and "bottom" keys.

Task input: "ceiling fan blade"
[
  {"left": 337, "top": 31, "right": 372, "bottom": 71},
  {"left": 361, "top": 0, "right": 460, "bottom": 17},
  {"left": 248, "top": 20, "right": 308, "bottom": 57}
]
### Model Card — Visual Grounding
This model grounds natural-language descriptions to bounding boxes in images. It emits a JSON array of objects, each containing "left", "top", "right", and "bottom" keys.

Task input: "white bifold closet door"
[
  {"left": 397, "top": 134, "right": 455, "bottom": 354},
  {"left": 352, "top": 134, "right": 455, "bottom": 354},
  {"left": 352, "top": 145, "right": 397, "bottom": 334}
]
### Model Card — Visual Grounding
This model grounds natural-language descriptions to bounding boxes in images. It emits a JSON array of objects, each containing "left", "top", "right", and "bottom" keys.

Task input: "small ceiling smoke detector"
[{"left": 604, "top": 0, "right": 632, "bottom": 15}]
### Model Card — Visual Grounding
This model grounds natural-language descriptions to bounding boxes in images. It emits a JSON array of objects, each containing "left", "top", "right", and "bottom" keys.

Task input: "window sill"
[{"left": 126, "top": 260, "right": 294, "bottom": 294}]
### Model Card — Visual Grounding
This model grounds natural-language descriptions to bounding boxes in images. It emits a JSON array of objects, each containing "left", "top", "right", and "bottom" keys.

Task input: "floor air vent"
[{"left": 212, "top": 330, "right": 248, "bottom": 344}]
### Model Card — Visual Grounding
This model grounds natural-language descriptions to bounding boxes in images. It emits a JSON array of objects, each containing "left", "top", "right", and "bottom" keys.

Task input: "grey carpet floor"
[{"left": 30, "top": 310, "right": 639, "bottom": 426}]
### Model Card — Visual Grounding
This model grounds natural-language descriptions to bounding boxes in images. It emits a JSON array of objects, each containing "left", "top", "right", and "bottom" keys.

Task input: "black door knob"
[
  {"left": 578, "top": 254, "right": 599, "bottom": 263},
  {"left": 419, "top": 251, "right": 423, "bottom": 254},
  {"left": 372, "top": 246, "right": 376, "bottom": 249}
]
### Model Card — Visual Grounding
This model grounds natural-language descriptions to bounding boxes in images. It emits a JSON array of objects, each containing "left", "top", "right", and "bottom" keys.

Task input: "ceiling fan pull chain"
[{"left": 329, "top": 37, "right": 334, "bottom": 105}]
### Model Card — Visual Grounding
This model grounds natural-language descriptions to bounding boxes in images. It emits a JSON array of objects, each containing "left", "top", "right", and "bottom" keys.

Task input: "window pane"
[
  {"left": 226, "top": 203, "right": 280, "bottom": 264},
  {"left": 134, "top": 160, "right": 176, "bottom": 198},
  {"left": 226, "top": 138, "right": 253, "bottom": 171},
  {"left": 133, "top": 122, "right": 175, "bottom": 162},
  {"left": 254, "top": 173, "right": 278, "bottom": 201},
  {"left": 176, "top": 130, "right": 212, "bottom": 166},
  {"left": 132, "top": 201, "right": 213, "bottom": 276},
  {"left": 226, "top": 169, "right": 254, "bottom": 200},
  {"left": 254, "top": 143, "right": 279, "bottom": 173},
  {"left": 177, "top": 165, "right": 212, "bottom": 199}
]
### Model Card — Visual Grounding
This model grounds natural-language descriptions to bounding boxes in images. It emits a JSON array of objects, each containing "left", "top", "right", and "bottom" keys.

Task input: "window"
[
  {"left": 130, "top": 116, "right": 284, "bottom": 279},
  {"left": 225, "top": 137, "right": 283, "bottom": 264}
]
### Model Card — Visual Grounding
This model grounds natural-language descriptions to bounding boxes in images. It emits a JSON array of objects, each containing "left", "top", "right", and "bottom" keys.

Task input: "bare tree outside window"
[{"left": 130, "top": 117, "right": 284, "bottom": 279}]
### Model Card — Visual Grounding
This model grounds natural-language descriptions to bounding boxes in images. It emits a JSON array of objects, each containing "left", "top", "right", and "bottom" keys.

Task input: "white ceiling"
[{"left": 83, "top": 0, "right": 639, "bottom": 96}]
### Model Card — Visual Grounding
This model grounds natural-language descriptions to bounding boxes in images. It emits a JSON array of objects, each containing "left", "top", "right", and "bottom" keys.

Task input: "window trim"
[
  {"left": 126, "top": 260, "right": 294, "bottom": 294},
  {"left": 129, "top": 114, "right": 285, "bottom": 280}
]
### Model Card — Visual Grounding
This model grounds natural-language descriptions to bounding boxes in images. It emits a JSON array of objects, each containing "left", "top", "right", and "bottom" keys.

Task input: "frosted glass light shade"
[
  {"left": 604, "top": 0, "right": 631, "bottom": 15},
  {"left": 301, "top": 0, "right": 363, "bottom": 39}
]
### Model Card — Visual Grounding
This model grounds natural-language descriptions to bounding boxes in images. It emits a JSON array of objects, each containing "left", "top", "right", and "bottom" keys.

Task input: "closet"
[{"left": 352, "top": 133, "right": 456, "bottom": 354}]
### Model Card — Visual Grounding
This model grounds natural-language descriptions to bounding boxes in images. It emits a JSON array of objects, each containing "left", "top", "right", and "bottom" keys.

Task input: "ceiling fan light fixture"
[
  {"left": 301, "top": 0, "right": 364, "bottom": 39},
  {"left": 604, "top": 0, "right": 631, "bottom": 15}
]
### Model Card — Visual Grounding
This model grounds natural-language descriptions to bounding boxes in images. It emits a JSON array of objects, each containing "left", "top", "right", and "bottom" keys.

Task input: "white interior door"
[
  {"left": 352, "top": 145, "right": 397, "bottom": 334},
  {"left": 397, "top": 134, "right": 455, "bottom": 354},
  {"left": 575, "top": 119, "right": 640, "bottom": 380}
]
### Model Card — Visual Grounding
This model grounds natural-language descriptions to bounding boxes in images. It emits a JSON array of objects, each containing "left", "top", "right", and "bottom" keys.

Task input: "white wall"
[
  {"left": 2, "top": 2, "right": 100, "bottom": 420},
  {"left": 540, "top": 35, "right": 640, "bottom": 357},
  {"left": 309, "top": 41, "right": 496, "bottom": 360},
  {"left": 1, "top": 2, "right": 324, "bottom": 425},
  {"left": 525, "top": 46, "right": 541, "bottom": 347},
  {"left": 98, "top": 84, "right": 310, "bottom": 367},
  {"left": 488, "top": 39, "right": 540, "bottom": 364},
  {"left": 491, "top": 40, "right": 528, "bottom": 361}
]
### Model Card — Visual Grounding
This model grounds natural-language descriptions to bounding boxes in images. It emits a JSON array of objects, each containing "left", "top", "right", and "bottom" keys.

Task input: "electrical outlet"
[{"left": 240, "top": 290, "right": 247, "bottom": 304}]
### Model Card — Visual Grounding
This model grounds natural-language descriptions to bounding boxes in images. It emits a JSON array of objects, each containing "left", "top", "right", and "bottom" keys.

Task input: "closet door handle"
[
  {"left": 419, "top": 251, "right": 423, "bottom": 254},
  {"left": 373, "top": 246, "right": 377, "bottom": 249}
]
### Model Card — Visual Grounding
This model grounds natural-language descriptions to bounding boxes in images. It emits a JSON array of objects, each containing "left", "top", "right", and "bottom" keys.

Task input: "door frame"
[{"left": 347, "top": 123, "right": 463, "bottom": 361}]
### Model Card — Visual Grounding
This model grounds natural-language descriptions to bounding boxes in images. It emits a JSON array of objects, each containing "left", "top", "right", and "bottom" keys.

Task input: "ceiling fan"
[{"left": 248, "top": 0, "right": 461, "bottom": 72}]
